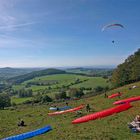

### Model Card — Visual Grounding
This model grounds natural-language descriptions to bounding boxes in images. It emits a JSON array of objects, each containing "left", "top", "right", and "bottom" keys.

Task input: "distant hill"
[
  {"left": 7, "top": 68, "right": 66, "bottom": 84},
  {"left": 0, "top": 67, "right": 42, "bottom": 79},
  {"left": 66, "top": 67, "right": 113, "bottom": 77}
]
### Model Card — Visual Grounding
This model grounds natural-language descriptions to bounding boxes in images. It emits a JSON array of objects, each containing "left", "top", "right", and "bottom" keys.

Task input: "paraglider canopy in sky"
[
  {"left": 102, "top": 23, "right": 124, "bottom": 31},
  {"left": 102, "top": 23, "right": 124, "bottom": 44}
]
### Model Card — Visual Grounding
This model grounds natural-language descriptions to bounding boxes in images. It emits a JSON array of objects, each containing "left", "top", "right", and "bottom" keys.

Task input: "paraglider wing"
[
  {"left": 102, "top": 23, "right": 124, "bottom": 31},
  {"left": 49, "top": 106, "right": 71, "bottom": 111},
  {"left": 3, "top": 125, "right": 52, "bottom": 140},
  {"left": 72, "top": 103, "right": 132, "bottom": 124},
  {"left": 113, "top": 96, "right": 140, "bottom": 105},
  {"left": 108, "top": 92, "right": 122, "bottom": 98}
]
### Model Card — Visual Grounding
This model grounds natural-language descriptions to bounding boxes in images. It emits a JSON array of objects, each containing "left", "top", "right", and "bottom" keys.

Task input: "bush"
[
  {"left": 54, "top": 91, "right": 67, "bottom": 100},
  {"left": 33, "top": 94, "right": 53, "bottom": 103},
  {"left": 11, "top": 102, "right": 16, "bottom": 106},
  {"left": 94, "top": 86, "right": 104, "bottom": 93},
  {"left": 23, "top": 100, "right": 33, "bottom": 104}
]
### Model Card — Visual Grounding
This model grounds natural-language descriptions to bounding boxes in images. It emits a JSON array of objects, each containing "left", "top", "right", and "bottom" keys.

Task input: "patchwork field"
[{"left": 13, "top": 74, "right": 110, "bottom": 92}]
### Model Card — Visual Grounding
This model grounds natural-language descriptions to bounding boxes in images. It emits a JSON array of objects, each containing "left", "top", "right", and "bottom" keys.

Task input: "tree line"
[
  {"left": 111, "top": 49, "right": 140, "bottom": 87},
  {"left": 0, "top": 85, "right": 109, "bottom": 109}
]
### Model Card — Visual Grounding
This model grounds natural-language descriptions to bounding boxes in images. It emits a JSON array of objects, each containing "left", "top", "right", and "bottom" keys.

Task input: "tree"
[
  {"left": 68, "top": 88, "right": 84, "bottom": 98},
  {"left": 60, "top": 91, "right": 67, "bottom": 99},
  {"left": 26, "top": 89, "right": 33, "bottom": 97},
  {"left": 0, "top": 94, "right": 11, "bottom": 109},
  {"left": 42, "top": 95, "right": 52, "bottom": 103},
  {"left": 94, "top": 86, "right": 104, "bottom": 93},
  {"left": 104, "top": 86, "right": 109, "bottom": 92},
  {"left": 54, "top": 91, "right": 67, "bottom": 100},
  {"left": 18, "top": 89, "right": 33, "bottom": 98},
  {"left": 54, "top": 93, "right": 61, "bottom": 100},
  {"left": 33, "top": 93, "right": 42, "bottom": 103}
]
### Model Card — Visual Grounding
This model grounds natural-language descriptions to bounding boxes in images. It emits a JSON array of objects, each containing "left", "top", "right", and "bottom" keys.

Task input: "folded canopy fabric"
[
  {"left": 48, "top": 105, "right": 84, "bottom": 116},
  {"left": 3, "top": 125, "right": 52, "bottom": 140},
  {"left": 108, "top": 93, "right": 122, "bottom": 98},
  {"left": 49, "top": 106, "right": 71, "bottom": 111}
]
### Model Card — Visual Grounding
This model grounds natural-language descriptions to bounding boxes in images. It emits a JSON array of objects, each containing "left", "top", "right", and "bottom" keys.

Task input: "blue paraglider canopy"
[
  {"left": 3, "top": 125, "right": 52, "bottom": 140},
  {"left": 49, "top": 106, "right": 71, "bottom": 111}
]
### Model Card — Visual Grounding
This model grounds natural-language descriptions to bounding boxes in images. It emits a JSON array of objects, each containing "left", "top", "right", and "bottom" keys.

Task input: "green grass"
[
  {"left": 12, "top": 85, "right": 25, "bottom": 90},
  {"left": 71, "top": 77, "right": 109, "bottom": 88},
  {"left": 1, "top": 81, "right": 140, "bottom": 139},
  {"left": 11, "top": 97, "right": 33, "bottom": 104}
]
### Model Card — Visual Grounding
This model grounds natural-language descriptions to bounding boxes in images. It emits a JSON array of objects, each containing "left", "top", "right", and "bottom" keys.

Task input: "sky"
[{"left": 0, "top": 0, "right": 140, "bottom": 68}]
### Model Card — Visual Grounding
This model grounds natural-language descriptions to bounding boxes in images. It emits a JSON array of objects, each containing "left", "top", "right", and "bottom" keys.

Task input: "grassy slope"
[
  {"left": 71, "top": 77, "right": 109, "bottom": 88},
  {"left": 1, "top": 82, "right": 140, "bottom": 139},
  {"left": 13, "top": 74, "right": 109, "bottom": 92},
  {"left": 11, "top": 97, "right": 33, "bottom": 104}
]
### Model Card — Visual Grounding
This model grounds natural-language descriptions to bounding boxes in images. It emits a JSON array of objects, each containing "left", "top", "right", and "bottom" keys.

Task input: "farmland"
[{"left": 13, "top": 74, "right": 110, "bottom": 92}]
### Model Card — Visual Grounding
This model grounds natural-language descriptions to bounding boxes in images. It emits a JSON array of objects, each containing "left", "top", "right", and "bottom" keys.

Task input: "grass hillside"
[
  {"left": 11, "top": 97, "right": 33, "bottom": 104},
  {"left": 1, "top": 81, "right": 140, "bottom": 139}
]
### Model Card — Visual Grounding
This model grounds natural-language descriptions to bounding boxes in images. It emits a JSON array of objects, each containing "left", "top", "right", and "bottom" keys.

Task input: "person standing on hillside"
[
  {"left": 104, "top": 93, "right": 108, "bottom": 98},
  {"left": 86, "top": 104, "right": 91, "bottom": 112},
  {"left": 118, "top": 91, "right": 121, "bottom": 98},
  {"left": 18, "top": 118, "right": 26, "bottom": 127}
]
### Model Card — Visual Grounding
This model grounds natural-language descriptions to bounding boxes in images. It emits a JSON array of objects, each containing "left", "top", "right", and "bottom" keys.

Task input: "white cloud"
[
  {"left": 0, "top": 0, "right": 38, "bottom": 32},
  {"left": 0, "top": 0, "right": 17, "bottom": 24},
  {"left": 0, "top": 34, "right": 81, "bottom": 49},
  {"left": 0, "top": 22, "right": 37, "bottom": 31}
]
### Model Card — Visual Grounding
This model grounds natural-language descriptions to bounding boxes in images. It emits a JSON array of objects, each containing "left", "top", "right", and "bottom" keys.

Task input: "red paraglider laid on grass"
[
  {"left": 108, "top": 93, "right": 122, "bottom": 98},
  {"left": 113, "top": 96, "right": 140, "bottom": 105},
  {"left": 48, "top": 105, "right": 84, "bottom": 116},
  {"left": 72, "top": 103, "right": 132, "bottom": 124}
]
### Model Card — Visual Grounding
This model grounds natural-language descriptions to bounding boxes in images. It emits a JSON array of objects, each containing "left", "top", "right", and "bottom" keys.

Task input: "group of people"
[
  {"left": 18, "top": 103, "right": 140, "bottom": 134},
  {"left": 128, "top": 115, "right": 140, "bottom": 133}
]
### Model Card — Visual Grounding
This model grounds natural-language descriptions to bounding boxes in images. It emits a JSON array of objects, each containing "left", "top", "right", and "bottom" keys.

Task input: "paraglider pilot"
[
  {"left": 112, "top": 40, "right": 115, "bottom": 43},
  {"left": 66, "top": 102, "right": 68, "bottom": 106},
  {"left": 86, "top": 104, "right": 91, "bottom": 112},
  {"left": 18, "top": 118, "right": 26, "bottom": 127}
]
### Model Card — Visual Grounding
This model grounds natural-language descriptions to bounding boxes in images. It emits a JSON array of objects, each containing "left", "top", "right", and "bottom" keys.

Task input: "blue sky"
[{"left": 0, "top": 0, "right": 140, "bottom": 68}]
